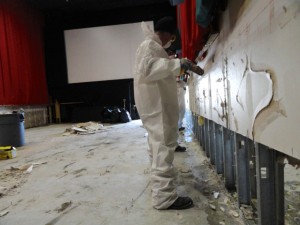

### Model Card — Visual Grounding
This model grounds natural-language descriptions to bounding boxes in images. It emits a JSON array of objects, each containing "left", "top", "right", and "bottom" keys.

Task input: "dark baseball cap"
[{"left": 154, "top": 16, "right": 177, "bottom": 34}]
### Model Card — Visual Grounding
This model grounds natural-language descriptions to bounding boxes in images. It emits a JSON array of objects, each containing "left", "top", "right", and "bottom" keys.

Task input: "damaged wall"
[{"left": 189, "top": 0, "right": 300, "bottom": 160}]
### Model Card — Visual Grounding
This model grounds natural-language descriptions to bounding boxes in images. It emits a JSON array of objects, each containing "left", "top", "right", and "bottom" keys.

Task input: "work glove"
[
  {"left": 180, "top": 58, "right": 204, "bottom": 76},
  {"left": 180, "top": 58, "right": 193, "bottom": 72}
]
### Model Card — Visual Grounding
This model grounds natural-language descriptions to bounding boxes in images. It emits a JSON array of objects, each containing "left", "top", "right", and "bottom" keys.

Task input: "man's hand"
[
  {"left": 180, "top": 58, "right": 193, "bottom": 71},
  {"left": 180, "top": 58, "right": 204, "bottom": 76}
]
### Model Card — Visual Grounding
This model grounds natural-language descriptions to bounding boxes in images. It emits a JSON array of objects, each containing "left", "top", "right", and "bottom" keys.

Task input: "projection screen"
[{"left": 64, "top": 21, "right": 153, "bottom": 83}]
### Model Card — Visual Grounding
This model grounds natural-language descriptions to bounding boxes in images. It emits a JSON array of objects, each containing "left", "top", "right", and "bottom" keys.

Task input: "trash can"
[{"left": 0, "top": 113, "right": 25, "bottom": 147}]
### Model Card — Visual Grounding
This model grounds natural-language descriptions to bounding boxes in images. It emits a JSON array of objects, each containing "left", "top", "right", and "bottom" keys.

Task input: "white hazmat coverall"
[{"left": 133, "top": 22, "right": 181, "bottom": 209}]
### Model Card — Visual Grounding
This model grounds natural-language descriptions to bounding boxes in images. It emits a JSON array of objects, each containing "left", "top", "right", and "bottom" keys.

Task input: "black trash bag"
[
  {"left": 101, "top": 107, "right": 120, "bottom": 123},
  {"left": 119, "top": 108, "right": 131, "bottom": 123},
  {"left": 110, "top": 107, "right": 121, "bottom": 123},
  {"left": 101, "top": 107, "right": 112, "bottom": 123}
]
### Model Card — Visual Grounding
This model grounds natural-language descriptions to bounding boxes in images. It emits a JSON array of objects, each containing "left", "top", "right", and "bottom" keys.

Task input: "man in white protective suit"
[{"left": 133, "top": 17, "right": 196, "bottom": 210}]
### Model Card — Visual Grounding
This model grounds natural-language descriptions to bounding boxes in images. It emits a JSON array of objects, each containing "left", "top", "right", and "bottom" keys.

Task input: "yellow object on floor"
[{"left": 0, "top": 146, "right": 17, "bottom": 159}]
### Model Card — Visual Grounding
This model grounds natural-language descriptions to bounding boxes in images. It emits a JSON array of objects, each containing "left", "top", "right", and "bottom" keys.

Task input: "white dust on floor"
[{"left": 0, "top": 120, "right": 245, "bottom": 225}]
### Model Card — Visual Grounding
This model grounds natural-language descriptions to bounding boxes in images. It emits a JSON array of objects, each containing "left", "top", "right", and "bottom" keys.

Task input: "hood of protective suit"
[{"left": 141, "top": 22, "right": 162, "bottom": 46}]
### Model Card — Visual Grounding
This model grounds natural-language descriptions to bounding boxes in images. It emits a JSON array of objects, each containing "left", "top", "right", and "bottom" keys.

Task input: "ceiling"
[
  {"left": 26, "top": 0, "right": 171, "bottom": 13},
  {"left": 26, "top": 0, "right": 175, "bottom": 29}
]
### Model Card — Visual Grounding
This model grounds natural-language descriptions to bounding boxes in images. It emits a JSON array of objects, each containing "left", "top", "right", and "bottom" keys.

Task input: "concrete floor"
[
  {"left": 0, "top": 116, "right": 299, "bottom": 225},
  {"left": 0, "top": 116, "right": 300, "bottom": 225},
  {"left": 0, "top": 116, "right": 249, "bottom": 225}
]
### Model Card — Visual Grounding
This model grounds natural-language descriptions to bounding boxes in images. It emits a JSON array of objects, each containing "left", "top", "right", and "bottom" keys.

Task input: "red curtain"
[
  {"left": 0, "top": 0, "right": 48, "bottom": 105},
  {"left": 177, "top": 0, "right": 210, "bottom": 61}
]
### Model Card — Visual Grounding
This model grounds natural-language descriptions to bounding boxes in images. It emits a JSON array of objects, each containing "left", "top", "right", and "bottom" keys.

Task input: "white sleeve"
[{"left": 144, "top": 57, "right": 181, "bottom": 81}]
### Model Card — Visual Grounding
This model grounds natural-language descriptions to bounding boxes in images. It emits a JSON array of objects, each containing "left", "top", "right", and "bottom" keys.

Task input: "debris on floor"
[
  {"left": 285, "top": 164, "right": 300, "bottom": 225},
  {"left": 56, "top": 201, "right": 72, "bottom": 213},
  {"left": 179, "top": 166, "right": 192, "bottom": 173},
  {"left": 0, "top": 161, "right": 48, "bottom": 199},
  {"left": 240, "top": 204, "right": 254, "bottom": 220},
  {"left": 45, "top": 203, "right": 79, "bottom": 225},
  {"left": 62, "top": 122, "right": 105, "bottom": 136},
  {"left": 209, "top": 203, "right": 216, "bottom": 210},
  {"left": 0, "top": 210, "right": 9, "bottom": 217},
  {"left": 213, "top": 191, "right": 220, "bottom": 199},
  {"left": 0, "top": 169, "right": 28, "bottom": 198},
  {"left": 177, "top": 128, "right": 245, "bottom": 225},
  {"left": 0, "top": 118, "right": 298, "bottom": 225},
  {"left": 10, "top": 161, "right": 48, "bottom": 173},
  {"left": 229, "top": 210, "right": 240, "bottom": 218}
]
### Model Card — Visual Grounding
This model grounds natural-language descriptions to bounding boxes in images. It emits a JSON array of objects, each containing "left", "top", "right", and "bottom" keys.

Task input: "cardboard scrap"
[
  {"left": 220, "top": 206, "right": 226, "bottom": 212},
  {"left": 10, "top": 161, "right": 47, "bottom": 173},
  {"left": 63, "top": 122, "right": 105, "bottom": 135},
  {"left": 213, "top": 191, "right": 220, "bottom": 199},
  {"left": 179, "top": 167, "right": 192, "bottom": 173},
  {"left": 229, "top": 210, "right": 239, "bottom": 218},
  {"left": 25, "top": 164, "right": 33, "bottom": 173},
  {"left": 240, "top": 205, "right": 254, "bottom": 220},
  {"left": 209, "top": 204, "right": 216, "bottom": 210},
  {"left": 0, "top": 210, "right": 9, "bottom": 217}
]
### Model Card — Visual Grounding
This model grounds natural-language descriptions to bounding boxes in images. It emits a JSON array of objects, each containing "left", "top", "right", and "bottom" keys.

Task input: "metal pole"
[
  {"left": 204, "top": 118, "right": 210, "bottom": 157},
  {"left": 215, "top": 124, "right": 224, "bottom": 174},
  {"left": 201, "top": 119, "right": 206, "bottom": 151},
  {"left": 223, "top": 127, "right": 235, "bottom": 190},
  {"left": 248, "top": 139, "right": 257, "bottom": 199},
  {"left": 209, "top": 120, "right": 216, "bottom": 165},
  {"left": 255, "top": 144, "right": 284, "bottom": 225},
  {"left": 235, "top": 133, "right": 251, "bottom": 205}
]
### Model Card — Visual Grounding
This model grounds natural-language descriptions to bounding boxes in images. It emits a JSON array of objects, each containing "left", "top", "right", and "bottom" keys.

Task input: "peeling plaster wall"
[{"left": 189, "top": 0, "right": 300, "bottom": 159}]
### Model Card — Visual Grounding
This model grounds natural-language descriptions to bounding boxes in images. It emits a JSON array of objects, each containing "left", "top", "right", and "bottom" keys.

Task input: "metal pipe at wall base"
[
  {"left": 215, "top": 124, "right": 224, "bottom": 174},
  {"left": 201, "top": 121, "right": 205, "bottom": 151},
  {"left": 255, "top": 144, "right": 284, "bottom": 225},
  {"left": 223, "top": 127, "right": 236, "bottom": 190},
  {"left": 234, "top": 133, "right": 251, "bottom": 205},
  {"left": 191, "top": 114, "right": 286, "bottom": 224},
  {"left": 192, "top": 115, "right": 235, "bottom": 188},
  {"left": 204, "top": 118, "right": 210, "bottom": 157},
  {"left": 209, "top": 120, "right": 216, "bottom": 165}
]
